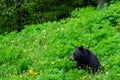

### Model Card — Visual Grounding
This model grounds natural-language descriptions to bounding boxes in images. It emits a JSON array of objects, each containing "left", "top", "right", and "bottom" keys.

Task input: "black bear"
[{"left": 69, "top": 46, "right": 100, "bottom": 74}]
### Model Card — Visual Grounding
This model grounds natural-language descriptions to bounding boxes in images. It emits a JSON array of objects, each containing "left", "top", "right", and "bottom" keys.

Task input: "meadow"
[{"left": 0, "top": 2, "right": 120, "bottom": 80}]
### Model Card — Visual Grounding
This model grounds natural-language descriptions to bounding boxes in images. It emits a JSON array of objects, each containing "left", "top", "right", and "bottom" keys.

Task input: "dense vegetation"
[
  {"left": 0, "top": 1, "right": 120, "bottom": 80},
  {"left": 0, "top": 0, "right": 114, "bottom": 33},
  {"left": 0, "top": 0, "right": 83, "bottom": 33}
]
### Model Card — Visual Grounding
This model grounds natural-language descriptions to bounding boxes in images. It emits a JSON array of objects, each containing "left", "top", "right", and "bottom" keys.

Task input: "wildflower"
[
  {"left": 29, "top": 69, "right": 33, "bottom": 75},
  {"left": 51, "top": 61, "right": 55, "bottom": 64},
  {"left": 81, "top": 76, "right": 87, "bottom": 80},
  {"left": 105, "top": 72, "right": 108, "bottom": 75},
  {"left": 28, "top": 69, "right": 37, "bottom": 76}
]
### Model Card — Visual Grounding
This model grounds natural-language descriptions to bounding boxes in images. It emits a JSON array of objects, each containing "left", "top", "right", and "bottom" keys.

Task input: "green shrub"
[{"left": 0, "top": 2, "right": 120, "bottom": 80}]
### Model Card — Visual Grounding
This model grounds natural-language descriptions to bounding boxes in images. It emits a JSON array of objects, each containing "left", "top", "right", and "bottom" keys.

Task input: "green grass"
[{"left": 0, "top": 2, "right": 120, "bottom": 80}]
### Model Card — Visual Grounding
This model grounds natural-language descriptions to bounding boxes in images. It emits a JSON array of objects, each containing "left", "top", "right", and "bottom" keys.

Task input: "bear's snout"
[{"left": 69, "top": 55, "right": 75, "bottom": 61}]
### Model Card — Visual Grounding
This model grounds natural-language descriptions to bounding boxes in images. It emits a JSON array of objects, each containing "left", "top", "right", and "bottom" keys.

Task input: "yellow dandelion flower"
[
  {"left": 105, "top": 72, "right": 108, "bottom": 75},
  {"left": 29, "top": 69, "right": 33, "bottom": 74},
  {"left": 81, "top": 76, "right": 87, "bottom": 80},
  {"left": 51, "top": 61, "right": 55, "bottom": 64}
]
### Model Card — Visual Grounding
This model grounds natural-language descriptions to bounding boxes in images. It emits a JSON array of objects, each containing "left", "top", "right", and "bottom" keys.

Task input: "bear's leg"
[
  {"left": 77, "top": 62, "right": 85, "bottom": 69},
  {"left": 76, "top": 62, "right": 82, "bottom": 69},
  {"left": 92, "top": 68, "right": 98, "bottom": 74}
]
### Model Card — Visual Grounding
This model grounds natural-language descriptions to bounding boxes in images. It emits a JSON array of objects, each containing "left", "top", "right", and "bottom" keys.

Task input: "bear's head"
[{"left": 69, "top": 46, "right": 85, "bottom": 61}]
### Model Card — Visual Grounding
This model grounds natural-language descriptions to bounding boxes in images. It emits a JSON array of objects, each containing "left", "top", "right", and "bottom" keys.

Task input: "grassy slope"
[{"left": 0, "top": 2, "right": 120, "bottom": 80}]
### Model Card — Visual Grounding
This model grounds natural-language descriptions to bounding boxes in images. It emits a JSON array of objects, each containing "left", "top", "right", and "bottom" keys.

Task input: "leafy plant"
[{"left": 0, "top": 2, "right": 120, "bottom": 80}]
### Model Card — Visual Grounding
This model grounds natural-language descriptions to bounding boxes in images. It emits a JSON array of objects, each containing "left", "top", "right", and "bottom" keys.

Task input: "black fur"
[{"left": 70, "top": 46, "right": 100, "bottom": 74}]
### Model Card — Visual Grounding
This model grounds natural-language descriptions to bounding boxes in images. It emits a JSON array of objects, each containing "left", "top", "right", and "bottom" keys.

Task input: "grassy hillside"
[{"left": 0, "top": 2, "right": 120, "bottom": 80}]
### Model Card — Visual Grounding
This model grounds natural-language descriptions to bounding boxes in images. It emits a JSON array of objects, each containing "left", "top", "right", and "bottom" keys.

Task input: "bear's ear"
[{"left": 79, "top": 46, "right": 84, "bottom": 51}]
